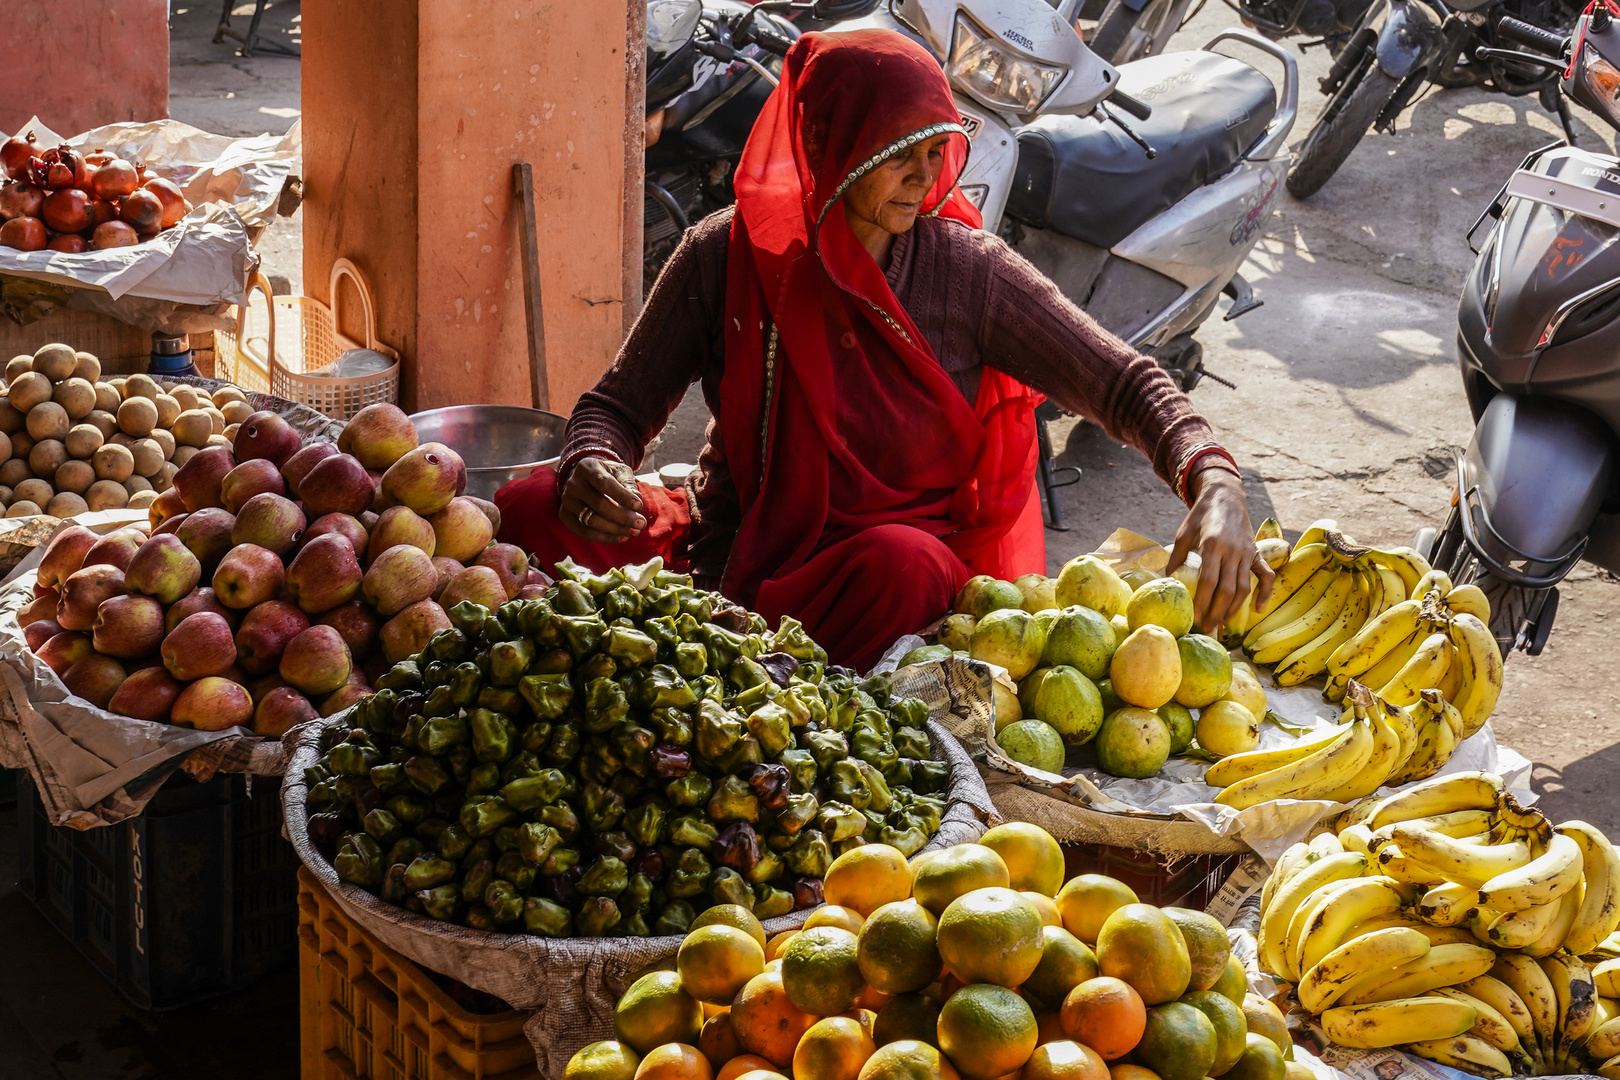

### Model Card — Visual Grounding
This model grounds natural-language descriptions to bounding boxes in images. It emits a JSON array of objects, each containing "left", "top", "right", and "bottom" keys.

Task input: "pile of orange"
[{"left": 564, "top": 823, "right": 1304, "bottom": 1080}]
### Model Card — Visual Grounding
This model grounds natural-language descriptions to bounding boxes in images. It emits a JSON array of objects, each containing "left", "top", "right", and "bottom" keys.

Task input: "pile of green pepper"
[{"left": 302, "top": 557, "right": 950, "bottom": 938}]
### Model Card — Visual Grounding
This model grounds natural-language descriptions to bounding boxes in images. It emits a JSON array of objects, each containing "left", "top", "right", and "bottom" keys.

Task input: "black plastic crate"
[{"left": 15, "top": 769, "right": 300, "bottom": 1011}]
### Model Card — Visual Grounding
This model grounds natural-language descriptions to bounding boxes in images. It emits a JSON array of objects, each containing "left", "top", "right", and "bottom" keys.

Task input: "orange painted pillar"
[
  {"left": 301, "top": 0, "right": 645, "bottom": 415},
  {"left": 0, "top": 0, "right": 169, "bottom": 136}
]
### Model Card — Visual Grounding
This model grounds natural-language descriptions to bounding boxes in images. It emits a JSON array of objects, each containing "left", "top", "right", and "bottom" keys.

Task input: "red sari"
[{"left": 498, "top": 30, "right": 1044, "bottom": 670}]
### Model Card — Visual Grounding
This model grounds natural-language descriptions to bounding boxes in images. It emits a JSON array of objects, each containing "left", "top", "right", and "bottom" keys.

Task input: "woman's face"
[{"left": 842, "top": 133, "right": 952, "bottom": 237}]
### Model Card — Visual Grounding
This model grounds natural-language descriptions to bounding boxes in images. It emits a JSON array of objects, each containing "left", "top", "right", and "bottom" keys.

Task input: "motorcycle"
[
  {"left": 1416, "top": 5, "right": 1620, "bottom": 655},
  {"left": 1284, "top": 0, "right": 1585, "bottom": 198}
]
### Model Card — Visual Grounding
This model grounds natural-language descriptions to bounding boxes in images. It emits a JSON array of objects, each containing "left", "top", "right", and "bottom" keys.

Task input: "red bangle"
[{"left": 1175, "top": 445, "right": 1241, "bottom": 504}]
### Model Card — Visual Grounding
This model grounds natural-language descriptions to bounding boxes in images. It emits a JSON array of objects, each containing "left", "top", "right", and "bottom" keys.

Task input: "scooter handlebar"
[
  {"left": 1497, "top": 16, "right": 1569, "bottom": 57},
  {"left": 1108, "top": 88, "right": 1153, "bottom": 121}
]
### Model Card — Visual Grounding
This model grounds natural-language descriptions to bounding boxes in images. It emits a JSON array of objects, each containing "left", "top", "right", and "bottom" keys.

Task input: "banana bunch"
[
  {"left": 1258, "top": 771, "right": 1620, "bottom": 1077},
  {"left": 1234, "top": 520, "right": 1432, "bottom": 688}
]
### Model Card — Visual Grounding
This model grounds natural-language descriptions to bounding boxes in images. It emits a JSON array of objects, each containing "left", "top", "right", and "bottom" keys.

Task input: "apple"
[
  {"left": 19, "top": 592, "right": 59, "bottom": 627},
  {"left": 366, "top": 505, "right": 435, "bottom": 563},
  {"left": 475, "top": 542, "right": 529, "bottom": 600},
  {"left": 429, "top": 497, "right": 493, "bottom": 564},
  {"left": 380, "top": 600, "right": 451, "bottom": 664},
  {"left": 285, "top": 533, "right": 362, "bottom": 614},
  {"left": 106, "top": 666, "right": 184, "bottom": 722},
  {"left": 320, "top": 683, "right": 371, "bottom": 718},
  {"left": 124, "top": 533, "right": 202, "bottom": 604},
  {"left": 525, "top": 567, "right": 552, "bottom": 588},
  {"left": 36, "top": 631, "right": 94, "bottom": 675},
  {"left": 317, "top": 600, "right": 381, "bottom": 662},
  {"left": 149, "top": 486, "right": 187, "bottom": 528},
  {"left": 24, "top": 618, "right": 64, "bottom": 651},
  {"left": 514, "top": 583, "right": 549, "bottom": 602},
  {"left": 279, "top": 624, "right": 353, "bottom": 696},
  {"left": 81, "top": 528, "right": 143, "bottom": 573},
  {"left": 92, "top": 593, "right": 166, "bottom": 659},
  {"left": 361, "top": 544, "right": 438, "bottom": 618},
  {"left": 166, "top": 586, "right": 239, "bottom": 634},
  {"left": 467, "top": 496, "right": 502, "bottom": 537},
  {"left": 235, "top": 600, "right": 310, "bottom": 676},
  {"left": 161, "top": 611, "right": 238, "bottom": 680},
  {"left": 440, "top": 566, "right": 508, "bottom": 613},
  {"left": 56, "top": 564, "right": 127, "bottom": 631},
  {"left": 281, "top": 442, "right": 339, "bottom": 499},
  {"left": 233, "top": 410, "right": 302, "bottom": 466},
  {"left": 220, "top": 457, "right": 287, "bottom": 513},
  {"left": 380, "top": 442, "right": 466, "bottom": 517},
  {"left": 171, "top": 677, "right": 253, "bottom": 730},
  {"left": 304, "top": 512, "right": 368, "bottom": 556},
  {"left": 253, "top": 685, "right": 317, "bottom": 737},
  {"left": 154, "top": 512, "right": 190, "bottom": 537},
  {"left": 173, "top": 445, "right": 236, "bottom": 512},
  {"left": 37, "top": 525, "right": 98, "bottom": 588},
  {"left": 338, "top": 403, "right": 418, "bottom": 470},
  {"left": 300, "top": 453, "right": 374, "bottom": 518},
  {"left": 246, "top": 673, "right": 288, "bottom": 704},
  {"left": 231, "top": 492, "right": 306, "bottom": 557},
  {"left": 431, "top": 557, "right": 463, "bottom": 601},
  {"left": 33, "top": 582, "right": 55, "bottom": 599},
  {"left": 212, "top": 544, "right": 285, "bottom": 609},
  {"left": 176, "top": 507, "right": 237, "bottom": 574},
  {"left": 62, "top": 654, "right": 128, "bottom": 709}
]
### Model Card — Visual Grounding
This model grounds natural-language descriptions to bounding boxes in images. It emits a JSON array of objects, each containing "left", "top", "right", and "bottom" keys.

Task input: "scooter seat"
[{"left": 1005, "top": 51, "right": 1277, "bottom": 250}]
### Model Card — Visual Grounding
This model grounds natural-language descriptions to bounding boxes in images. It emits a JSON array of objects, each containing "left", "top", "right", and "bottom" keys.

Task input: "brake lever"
[
  {"left": 1098, "top": 103, "right": 1157, "bottom": 158},
  {"left": 1473, "top": 45, "right": 1566, "bottom": 69}
]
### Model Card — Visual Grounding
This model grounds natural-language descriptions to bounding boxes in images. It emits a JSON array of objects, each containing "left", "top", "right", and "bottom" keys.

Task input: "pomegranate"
[
  {"left": 48, "top": 234, "right": 89, "bottom": 254},
  {"left": 0, "top": 217, "right": 47, "bottom": 251},
  {"left": 84, "top": 149, "right": 117, "bottom": 168},
  {"left": 93, "top": 160, "right": 138, "bottom": 200},
  {"left": 87, "top": 198, "right": 118, "bottom": 229},
  {"left": 1, "top": 132, "right": 38, "bottom": 181},
  {"left": 143, "top": 177, "right": 188, "bottom": 227},
  {"left": 91, "top": 221, "right": 139, "bottom": 249},
  {"left": 119, "top": 189, "right": 162, "bottom": 233},
  {"left": 41, "top": 188, "right": 91, "bottom": 233},
  {"left": 39, "top": 145, "right": 85, "bottom": 190},
  {"left": 0, "top": 182, "right": 44, "bottom": 221}
]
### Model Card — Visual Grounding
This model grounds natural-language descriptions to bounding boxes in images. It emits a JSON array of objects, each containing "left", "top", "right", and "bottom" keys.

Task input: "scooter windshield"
[{"left": 1488, "top": 197, "right": 1620, "bottom": 356}]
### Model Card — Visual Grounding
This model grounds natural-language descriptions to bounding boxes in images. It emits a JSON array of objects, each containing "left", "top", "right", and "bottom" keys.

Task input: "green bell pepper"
[
  {"left": 581, "top": 782, "right": 626, "bottom": 832},
  {"left": 418, "top": 883, "right": 460, "bottom": 921},
  {"left": 753, "top": 883, "right": 795, "bottom": 919},
  {"left": 459, "top": 796, "right": 518, "bottom": 838},
  {"left": 710, "top": 867, "right": 754, "bottom": 910},
  {"left": 669, "top": 848, "right": 713, "bottom": 898},
  {"left": 576, "top": 897, "right": 622, "bottom": 937},
  {"left": 772, "top": 792, "right": 819, "bottom": 837},
  {"left": 402, "top": 853, "right": 458, "bottom": 891},
  {"left": 624, "top": 801, "right": 668, "bottom": 847},
  {"left": 746, "top": 702, "right": 794, "bottom": 758},
  {"left": 559, "top": 615, "right": 606, "bottom": 656},
  {"left": 665, "top": 772, "right": 712, "bottom": 809},
  {"left": 579, "top": 856, "right": 628, "bottom": 896},
  {"left": 778, "top": 749, "right": 817, "bottom": 794},
  {"left": 583, "top": 678, "right": 629, "bottom": 734},
  {"left": 488, "top": 639, "right": 535, "bottom": 687},
  {"left": 783, "top": 828, "right": 832, "bottom": 877},
  {"left": 670, "top": 814, "right": 719, "bottom": 849},
  {"left": 376, "top": 661, "right": 423, "bottom": 693},
  {"left": 707, "top": 775, "right": 760, "bottom": 825},
  {"left": 654, "top": 901, "right": 696, "bottom": 936},
  {"left": 695, "top": 700, "right": 745, "bottom": 760},
  {"left": 523, "top": 897, "right": 573, "bottom": 937},
  {"left": 403, "top": 755, "right": 453, "bottom": 796},
  {"left": 335, "top": 833, "right": 386, "bottom": 889}
]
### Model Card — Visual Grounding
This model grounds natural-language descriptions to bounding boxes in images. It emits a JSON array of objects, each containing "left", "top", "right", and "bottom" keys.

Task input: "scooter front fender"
[
  {"left": 1458, "top": 393, "right": 1618, "bottom": 586},
  {"left": 1371, "top": 0, "right": 1443, "bottom": 79}
]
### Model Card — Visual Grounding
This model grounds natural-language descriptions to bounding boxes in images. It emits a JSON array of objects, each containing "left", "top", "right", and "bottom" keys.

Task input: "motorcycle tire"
[
  {"left": 1286, "top": 66, "right": 1401, "bottom": 199},
  {"left": 1425, "top": 510, "right": 1550, "bottom": 657},
  {"left": 1090, "top": 0, "right": 1177, "bottom": 64}
]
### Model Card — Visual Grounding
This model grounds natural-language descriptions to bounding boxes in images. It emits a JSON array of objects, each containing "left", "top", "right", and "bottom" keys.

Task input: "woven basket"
[{"left": 215, "top": 258, "right": 400, "bottom": 420}]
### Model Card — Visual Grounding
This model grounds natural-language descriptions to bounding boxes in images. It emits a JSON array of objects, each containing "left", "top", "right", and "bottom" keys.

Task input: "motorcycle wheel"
[
  {"left": 1286, "top": 66, "right": 1401, "bottom": 199},
  {"left": 1090, "top": 0, "right": 1183, "bottom": 64},
  {"left": 1424, "top": 505, "right": 1551, "bottom": 657}
]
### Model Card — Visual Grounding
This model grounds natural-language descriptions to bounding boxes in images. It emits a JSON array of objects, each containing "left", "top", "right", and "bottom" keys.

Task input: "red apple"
[
  {"left": 176, "top": 507, "right": 237, "bottom": 574},
  {"left": 235, "top": 600, "right": 309, "bottom": 676},
  {"left": 173, "top": 445, "right": 237, "bottom": 512},
  {"left": 285, "top": 533, "right": 362, "bottom": 614},
  {"left": 361, "top": 544, "right": 438, "bottom": 618},
  {"left": 431, "top": 557, "right": 463, "bottom": 601},
  {"left": 24, "top": 618, "right": 64, "bottom": 651},
  {"left": 366, "top": 505, "right": 436, "bottom": 564},
  {"left": 338, "top": 403, "right": 418, "bottom": 470},
  {"left": 428, "top": 497, "right": 493, "bottom": 564},
  {"left": 107, "top": 665, "right": 184, "bottom": 722},
  {"left": 232, "top": 410, "right": 302, "bottom": 467},
  {"left": 317, "top": 600, "right": 381, "bottom": 663},
  {"left": 281, "top": 442, "right": 339, "bottom": 499},
  {"left": 220, "top": 457, "right": 287, "bottom": 513},
  {"left": 320, "top": 683, "right": 371, "bottom": 718},
  {"left": 300, "top": 452, "right": 374, "bottom": 518},
  {"left": 56, "top": 564, "right": 127, "bottom": 631},
  {"left": 19, "top": 592, "right": 59, "bottom": 627},
  {"left": 380, "top": 442, "right": 466, "bottom": 517},
  {"left": 279, "top": 625, "right": 352, "bottom": 697},
  {"left": 149, "top": 486, "right": 187, "bottom": 529},
  {"left": 161, "top": 611, "right": 238, "bottom": 680},
  {"left": 515, "top": 583, "right": 548, "bottom": 601},
  {"left": 380, "top": 600, "right": 451, "bottom": 664},
  {"left": 166, "top": 586, "right": 240, "bottom": 633},
  {"left": 37, "top": 525, "right": 98, "bottom": 588},
  {"left": 82, "top": 528, "right": 143, "bottom": 573},
  {"left": 124, "top": 533, "right": 202, "bottom": 604},
  {"left": 475, "top": 542, "right": 529, "bottom": 600},
  {"left": 305, "top": 512, "right": 368, "bottom": 554},
  {"left": 246, "top": 673, "right": 288, "bottom": 704},
  {"left": 230, "top": 492, "right": 306, "bottom": 558},
  {"left": 253, "top": 685, "right": 317, "bottom": 737},
  {"left": 92, "top": 593, "right": 166, "bottom": 660},
  {"left": 440, "top": 566, "right": 508, "bottom": 613},
  {"left": 171, "top": 677, "right": 253, "bottom": 730},
  {"left": 212, "top": 544, "right": 285, "bottom": 609},
  {"left": 154, "top": 512, "right": 190, "bottom": 537},
  {"left": 62, "top": 654, "right": 127, "bottom": 709},
  {"left": 467, "top": 496, "right": 502, "bottom": 537},
  {"left": 36, "top": 631, "right": 94, "bottom": 675}
]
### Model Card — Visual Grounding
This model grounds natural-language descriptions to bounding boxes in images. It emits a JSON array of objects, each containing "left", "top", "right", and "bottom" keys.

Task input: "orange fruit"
[
  {"left": 794, "top": 1016, "right": 878, "bottom": 1080},
  {"left": 678, "top": 925, "right": 767, "bottom": 1006},
  {"left": 729, "top": 970, "right": 816, "bottom": 1068},
  {"left": 825, "top": 845, "right": 914, "bottom": 917},
  {"left": 1060, "top": 977, "right": 1145, "bottom": 1061},
  {"left": 845, "top": 1007, "right": 878, "bottom": 1040},
  {"left": 936, "top": 888, "right": 1045, "bottom": 988},
  {"left": 693, "top": 904, "right": 769, "bottom": 951},
  {"left": 732, "top": 1073, "right": 789, "bottom": 1080},
  {"left": 781, "top": 926, "right": 866, "bottom": 1015},
  {"left": 565, "top": 1040, "right": 641, "bottom": 1080},
  {"left": 615, "top": 971, "right": 705, "bottom": 1055},
  {"left": 1035, "top": 1011, "right": 1067, "bottom": 1044},
  {"left": 978, "top": 823, "right": 1066, "bottom": 897},
  {"left": 1054, "top": 876, "right": 1138, "bottom": 945},
  {"left": 702, "top": 1002, "right": 727, "bottom": 1020},
  {"left": 1023, "top": 1040, "right": 1110, "bottom": 1080},
  {"left": 857, "top": 984, "right": 893, "bottom": 1012},
  {"left": 1110, "top": 1067, "right": 1162, "bottom": 1080},
  {"left": 874, "top": 993, "right": 942, "bottom": 1048},
  {"left": 1161, "top": 907, "right": 1230, "bottom": 993},
  {"left": 1022, "top": 926, "right": 1099, "bottom": 1009},
  {"left": 634, "top": 1043, "right": 713, "bottom": 1080},
  {"left": 806, "top": 904, "right": 867, "bottom": 934},
  {"left": 858, "top": 1040, "right": 963, "bottom": 1080},
  {"left": 1025, "top": 892, "right": 1064, "bottom": 927},
  {"left": 914, "top": 845, "right": 1011, "bottom": 915},
  {"left": 763, "top": 930, "right": 798, "bottom": 962},
  {"left": 715, "top": 1056, "right": 777, "bottom": 1080},
  {"left": 763, "top": 958, "right": 783, "bottom": 975},
  {"left": 858, "top": 898, "right": 942, "bottom": 995},
  {"left": 699, "top": 1013, "right": 742, "bottom": 1069},
  {"left": 936, "top": 983, "right": 1038, "bottom": 1080},
  {"left": 1133, "top": 1002, "right": 1216, "bottom": 1080},
  {"left": 1094, "top": 904, "right": 1190, "bottom": 1006}
]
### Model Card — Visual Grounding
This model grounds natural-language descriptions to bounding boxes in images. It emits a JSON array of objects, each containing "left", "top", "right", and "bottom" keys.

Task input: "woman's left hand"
[{"left": 1167, "top": 467, "right": 1274, "bottom": 633}]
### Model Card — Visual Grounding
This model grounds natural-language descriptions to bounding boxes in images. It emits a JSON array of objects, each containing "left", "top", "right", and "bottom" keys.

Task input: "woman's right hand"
[{"left": 560, "top": 456, "right": 646, "bottom": 542}]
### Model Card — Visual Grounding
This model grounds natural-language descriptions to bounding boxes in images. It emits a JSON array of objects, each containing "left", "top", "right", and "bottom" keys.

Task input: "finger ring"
[{"left": 578, "top": 506, "right": 595, "bottom": 528}]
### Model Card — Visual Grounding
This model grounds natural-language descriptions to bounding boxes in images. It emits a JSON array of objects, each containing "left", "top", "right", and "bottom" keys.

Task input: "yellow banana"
[
  {"left": 1429, "top": 987, "right": 1532, "bottom": 1062},
  {"left": 1321, "top": 996, "right": 1475, "bottom": 1048},
  {"left": 1450, "top": 612, "right": 1504, "bottom": 738},
  {"left": 1217, "top": 716, "right": 1374, "bottom": 811},
  {"left": 1361, "top": 561, "right": 1387, "bottom": 629},
  {"left": 1415, "top": 569, "right": 1455, "bottom": 598},
  {"left": 1250, "top": 568, "right": 1357, "bottom": 666},
  {"left": 1379, "top": 695, "right": 1418, "bottom": 776},
  {"left": 1375, "top": 843, "right": 1450, "bottom": 886},
  {"left": 1338, "top": 823, "right": 1373, "bottom": 854},
  {"left": 1598, "top": 958, "right": 1620, "bottom": 997},
  {"left": 1461, "top": 975, "right": 1541, "bottom": 1048},
  {"left": 1358, "top": 627, "right": 1428, "bottom": 694},
  {"left": 1317, "top": 693, "right": 1399, "bottom": 803},
  {"left": 1339, "top": 792, "right": 1387, "bottom": 830},
  {"left": 1326, "top": 598, "right": 1423, "bottom": 678},
  {"left": 1286, "top": 879, "right": 1363, "bottom": 983},
  {"left": 1297, "top": 876, "right": 1408, "bottom": 976},
  {"left": 1259, "top": 851, "right": 1371, "bottom": 982},
  {"left": 1487, "top": 900, "right": 1564, "bottom": 949},
  {"left": 1389, "top": 823, "right": 1533, "bottom": 886},
  {"left": 1309, "top": 831, "right": 1346, "bottom": 858},
  {"left": 1338, "top": 942, "right": 1497, "bottom": 1005},
  {"left": 1245, "top": 543, "right": 1336, "bottom": 636},
  {"left": 1437, "top": 647, "right": 1465, "bottom": 702},
  {"left": 1370, "top": 771, "right": 1505, "bottom": 829},
  {"left": 1297, "top": 926, "right": 1432, "bottom": 1013},
  {"left": 1256, "top": 517, "right": 1284, "bottom": 543},
  {"left": 1446, "top": 583, "right": 1492, "bottom": 622},
  {"left": 1521, "top": 880, "right": 1583, "bottom": 959},
  {"left": 1371, "top": 809, "right": 1493, "bottom": 848},
  {"left": 1377, "top": 631, "right": 1452, "bottom": 707},
  {"left": 1492, "top": 953, "right": 1560, "bottom": 1047},
  {"left": 1585, "top": 1016, "right": 1620, "bottom": 1061},
  {"left": 1294, "top": 519, "right": 1339, "bottom": 552},
  {"left": 1592, "top": 933, "right": 1620, "bottom": 963},
  {"left": 1389, "top": 689, "right": 1458, "bottom": 785},
  {"left": 1562, "top": 821, "right": 1620, "bottom": 957},
  {"left": 1403, "top": 1035, "right": 1514, "bottom": 1078},
  {"left": 1367, "top": 546, "right": 1433, "bottom": 601},
  {"left": 1478, "top": 831, "right": 1585, "bottom": 912},
  {"left": 1542, "top": 952, "right": 1598, "bottom": 1051},
  {"left": 1274, "top": 567, "right": 1373, "bottom": 686},
  {"left": 1371, "top": 563, "right": 1408, "bottom": 616},
  {"left": 1418, "top": 881, "right": 1479, "bottom": 926},
  {"left": 1204, "top": 725, "right": 1349, "bottom": 788}
]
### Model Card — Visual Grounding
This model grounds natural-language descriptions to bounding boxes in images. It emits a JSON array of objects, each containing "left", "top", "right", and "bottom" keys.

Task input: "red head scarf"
[{"left": 717, "top": 29, "right": 1044, "bottom": 606}]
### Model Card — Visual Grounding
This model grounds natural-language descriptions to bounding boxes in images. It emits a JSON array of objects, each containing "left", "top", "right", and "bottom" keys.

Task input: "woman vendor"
[{"left": 497, "top": 29, "right": 1272, "bottom": 671}]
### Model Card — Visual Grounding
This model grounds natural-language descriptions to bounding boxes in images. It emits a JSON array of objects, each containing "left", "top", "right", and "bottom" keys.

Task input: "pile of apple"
[{"left": 11, "top": 401, "right": 541, "bottom": 737}]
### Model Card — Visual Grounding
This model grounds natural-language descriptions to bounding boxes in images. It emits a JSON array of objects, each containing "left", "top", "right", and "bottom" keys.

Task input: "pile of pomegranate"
[{"left": 0, "top": 131, "right": 193, "bottom": 253}]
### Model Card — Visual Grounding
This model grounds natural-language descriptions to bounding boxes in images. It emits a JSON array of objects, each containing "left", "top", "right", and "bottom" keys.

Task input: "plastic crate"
[
  {"left": 299, "top": 866, "right": 541, "bottom": 1080},
  {"left": 15, "top": 769, "right": 299, "bottom": 1010},
  {"left": 1061, "top": 842, "right": 1240, "bottom": 911}
]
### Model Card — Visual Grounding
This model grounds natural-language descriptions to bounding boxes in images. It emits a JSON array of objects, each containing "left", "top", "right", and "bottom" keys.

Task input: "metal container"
[{"left": 407, "top": 405, "right": 568, "bottom": 501}]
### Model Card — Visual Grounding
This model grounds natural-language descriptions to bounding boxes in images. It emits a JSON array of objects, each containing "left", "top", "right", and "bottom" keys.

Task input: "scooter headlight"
[
  {"left": 1579, "top": 45, "right": 1620, "bottom": 127},
  {"left": 947, "top": 14, "right": 1067, "bottom": 113}
]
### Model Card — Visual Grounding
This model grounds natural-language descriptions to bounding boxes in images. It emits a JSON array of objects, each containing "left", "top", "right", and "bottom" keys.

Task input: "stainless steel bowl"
[{"left": 407, "top": 404, "right": 568, "bottom": 501}]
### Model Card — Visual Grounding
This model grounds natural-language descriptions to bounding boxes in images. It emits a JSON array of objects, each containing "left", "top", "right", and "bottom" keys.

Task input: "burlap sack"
[{"left": 283, "top": 711, "right": 997, "bottom": 1078}]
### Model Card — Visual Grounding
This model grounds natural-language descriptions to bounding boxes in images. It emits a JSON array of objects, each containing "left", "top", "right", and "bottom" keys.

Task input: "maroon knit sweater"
[{"left": 561, "top": 207, "right": 1231, "bottom": 579}]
